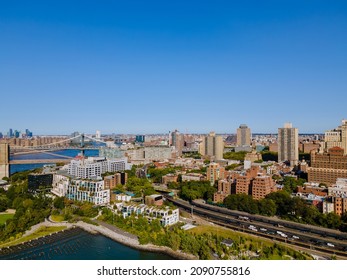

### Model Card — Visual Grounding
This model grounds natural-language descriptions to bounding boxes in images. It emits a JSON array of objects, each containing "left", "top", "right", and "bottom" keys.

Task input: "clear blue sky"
[{"left": 0, "top": 0, "right": 346, "bottom": 135}]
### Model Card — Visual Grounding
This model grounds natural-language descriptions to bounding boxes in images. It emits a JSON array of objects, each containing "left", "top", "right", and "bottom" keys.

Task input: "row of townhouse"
[{"left": 120, "top": 203, "right": 179, "bottom": 226}]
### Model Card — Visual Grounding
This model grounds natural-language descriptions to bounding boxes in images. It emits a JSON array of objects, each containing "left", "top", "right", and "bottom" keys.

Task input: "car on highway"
[
  {"left": 248, "top": 225, "right": 258, "bottom": 231},
  {"left": 326, "top": 243, "right": 335, "bottom": 248}
]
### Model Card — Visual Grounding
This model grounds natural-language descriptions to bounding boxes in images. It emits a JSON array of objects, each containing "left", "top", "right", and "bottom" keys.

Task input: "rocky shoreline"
[{"left": 74, "top": 221, "right": 197, "bottom": 260}]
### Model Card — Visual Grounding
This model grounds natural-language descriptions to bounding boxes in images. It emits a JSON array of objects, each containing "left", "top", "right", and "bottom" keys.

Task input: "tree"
[
  {"left": 261, "top": 151, "right": 278, "bottom": 162},
  {"left": 282, "top": 176, "right": 306, "bottom": 194},
  {"left": 324, "top": 212, "right": 342, "bottom": 229},
  {"left": 53, "top": 197, "right": 65, "bottom": 209},
  {"left": 265, "top": 191, "right": 294, "bottom": 216},
  {"left": 223, "top": 151, "right": 247, "bottom": 161},
  {"left": 224, "top": 194, "right": 259, "bottom": 214},
  {"left": 167, "top": 232, "right": 181, "bottom": 251},
  {"left": 341, "top": 212, "right": 347, "bottom": 223},
  {"left": 291, "top": 197, "right": 307, "bottom": 217},
  {"left": 301, "top": 205, "right": 320, "bottom": 225},
  {"left": 22, "top": 199, "right": 33, "bottom": 209},
  {"left": 147, "top": 166, "right": 181, "bottom": 183},
  {"left": 179, "top": 181, "right": 216, "bottom": 201},
  {"left": 126, "top": 177, "right": 155, "bottom": 197},
  {"left": 272, "top": 174, "right": 281, "bottom": 181},
  {"left": 0, "top": 196, "right": 9, "bottom": 212},
  {"left": 125, "top": 165, "right": 137, "bottom": 178},
  {"left": 258, "top": 199, "right": 276, "bottom": 216},
  {"left": 225, "top": 164, "right": 241, "bottom": 171}
]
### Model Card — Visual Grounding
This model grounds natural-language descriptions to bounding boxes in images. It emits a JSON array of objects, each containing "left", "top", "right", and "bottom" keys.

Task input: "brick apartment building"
[
  {"left": 308, "top": 147, "right": 347, "bottom": 185},
  {"left": 252, "top": 175, "right": 276, "bottom": 200},
  {"left": 104, "top": 172, "right": 128, "bottom": 189},
  {"left": 213, "top": 165, "right": 277, "bottom": 202}
]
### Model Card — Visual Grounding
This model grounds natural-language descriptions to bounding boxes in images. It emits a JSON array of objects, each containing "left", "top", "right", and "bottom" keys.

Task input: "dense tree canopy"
[
  {"left": 179, "top": 181, "right": 216, "bottom": 201},
  {"left": 221, "top": 189, "right": 344, "bottom": 230},
  {"left": 126, "top": 177, "right": 156, "bottom": 197},
  {"left": 223, "top": 151, "right": 248, "bottom": 161},
  {"left": 147, "top": 166, "right": 181, "bottom": 183}
]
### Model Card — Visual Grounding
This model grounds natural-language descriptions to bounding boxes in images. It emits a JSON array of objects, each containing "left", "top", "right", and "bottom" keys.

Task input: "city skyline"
[{"left": 1, "top": 1, "right": 346, "bottom": 134}]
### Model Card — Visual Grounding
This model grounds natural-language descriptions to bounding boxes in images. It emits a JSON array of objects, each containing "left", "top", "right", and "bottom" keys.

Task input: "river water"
[{"left": 0, "top": 227, "right": 174, "bottom": 260}]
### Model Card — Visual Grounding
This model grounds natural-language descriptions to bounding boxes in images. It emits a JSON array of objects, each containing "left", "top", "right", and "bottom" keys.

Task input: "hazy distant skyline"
[{"left": 1, "top": 1, "right": 346, "bottom": 134}]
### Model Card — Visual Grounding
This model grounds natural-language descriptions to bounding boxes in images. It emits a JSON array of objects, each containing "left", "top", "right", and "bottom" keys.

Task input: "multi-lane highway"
[{"left": 166, "top": 197, "right": 347, "bottom": 259}]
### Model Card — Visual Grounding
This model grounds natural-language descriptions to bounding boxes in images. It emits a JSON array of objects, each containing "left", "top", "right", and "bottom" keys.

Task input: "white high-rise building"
[
  {"left": 96, "top": 130, "right": 101, "bottom": 139},
  {"left": 67, "top": 157, "right": 130, "bottom": 179},
  {"left": 52, "top": 174, "right": 110, "bottom": 205},
  {"left": 278, "top": 123, "right": 298, "bottom": 166}
]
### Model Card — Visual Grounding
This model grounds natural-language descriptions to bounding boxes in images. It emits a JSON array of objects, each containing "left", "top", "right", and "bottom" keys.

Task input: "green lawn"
[
  {"left": 0, "top": 214, "right": 14, "bottom": 226},
  {"left": 0, "top": 226, "right": 67, "bottom": 248},
  {"left": 50, "top": 215, "right": 65, "bottom": 222}
]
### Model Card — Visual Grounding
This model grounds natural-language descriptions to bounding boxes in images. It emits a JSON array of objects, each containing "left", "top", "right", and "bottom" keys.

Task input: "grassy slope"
[
  {"left": 0, "top": 226, "right": 67, "bottom": 248},
  {"left": 0, "top": 214, "right": 15, "bottom": 226}
]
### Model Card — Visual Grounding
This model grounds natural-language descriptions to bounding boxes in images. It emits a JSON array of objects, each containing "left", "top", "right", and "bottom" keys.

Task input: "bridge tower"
[
  {"left": 0, "top": 143, "right": 10, "bottom": 179},
  {"left": 81, "top": 133, "right": 85, "bottom": 157}
]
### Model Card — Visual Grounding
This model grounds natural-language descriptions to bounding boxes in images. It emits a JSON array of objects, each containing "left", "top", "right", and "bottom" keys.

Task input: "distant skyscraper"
[
  {"left": 7, "top": 128, "right": 13, "bottom": 138},
  {"left": 170, "top": 130, "right": 184, "bottom": 156},
  {"left": 25, "top": 129, "right": 33, "bottom": 137},
  {"left": 135, "top": 135, "right": 145, "bottom": 143},
  {"left": 200, "top": 132, "right": 224, "bottom": 161},
  {"left": 14, "top": 130, "right": 20, "bottom": 138},
  {"left": 278, "top": 123, "right": 298, "bottom": 166},
  {"left": 237, "top": 124, "right": 251, "bottom": 147},
  {"left": 96, "top": 130, "right": 101, "bottom": 139}
]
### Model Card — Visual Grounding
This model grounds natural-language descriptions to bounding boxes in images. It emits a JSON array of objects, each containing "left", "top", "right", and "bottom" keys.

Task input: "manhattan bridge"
[{"left": 8, "top": 133, "right": 109, "bottom": 165}]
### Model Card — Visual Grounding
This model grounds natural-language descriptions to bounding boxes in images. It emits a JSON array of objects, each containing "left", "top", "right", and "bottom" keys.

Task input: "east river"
[{"left": 0, "top": 228, "right": 173, "bottom": 260}]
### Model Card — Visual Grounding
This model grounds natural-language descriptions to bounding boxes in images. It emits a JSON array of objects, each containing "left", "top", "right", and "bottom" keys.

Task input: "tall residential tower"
[
  {"left": 200, "top": 132, "right": 224, "bottom": 161},
  {"left": 237, "top": 124, "right": 251, "bottom": 147},
  {"left": 278, "top": 123, "right": 298, "bottom": 166},
  {"left": 170, "top": 130, "right": 184, "bottom": 156}
]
